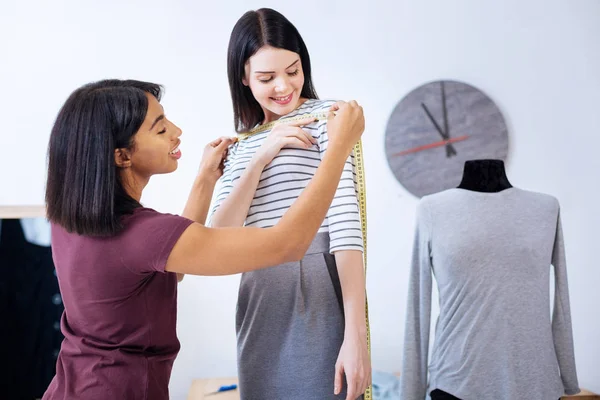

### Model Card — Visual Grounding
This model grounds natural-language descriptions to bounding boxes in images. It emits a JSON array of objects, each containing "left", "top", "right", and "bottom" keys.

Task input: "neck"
[
  {"left": 262, "top": 111, "right": 280, "bottom": 124},
  {"left": 119, "top": 169, "right": 148, "bottom": 202},
  {"left": 457, "top": 159, "right": 512, "bottom": 193}
]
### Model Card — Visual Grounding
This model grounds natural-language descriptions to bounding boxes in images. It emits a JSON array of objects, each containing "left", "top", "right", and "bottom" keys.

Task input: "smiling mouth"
[
  {"left": 271, "top": 93, "right": 293, "bottom": 103},
  {"left": 169, "top": 141, "right": 182, "bottom": 159},
  {"left": 169, "top": 141, "right": 180, "bottom": 155}
]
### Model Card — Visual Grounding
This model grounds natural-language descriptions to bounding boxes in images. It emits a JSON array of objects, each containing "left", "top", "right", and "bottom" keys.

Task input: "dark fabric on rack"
[
  {"left": 431, "top": 389, "right": 462, "bottom": 400},
  {"left": 0, "top": 219, "right": 63, "bottom": 399}
]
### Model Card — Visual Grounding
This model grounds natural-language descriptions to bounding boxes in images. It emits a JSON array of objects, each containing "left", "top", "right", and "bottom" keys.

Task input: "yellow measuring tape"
[{"left": 239, "top": 111, "right": 373, "bottom": 400}]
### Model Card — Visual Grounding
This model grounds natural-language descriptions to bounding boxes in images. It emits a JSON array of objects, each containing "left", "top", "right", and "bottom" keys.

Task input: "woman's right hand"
[
  {"left": 326, "top": 101, "right": 365, "bottom": 154},
  {"left": 253, "top": 117, "right": 318, "bottom": 167}
]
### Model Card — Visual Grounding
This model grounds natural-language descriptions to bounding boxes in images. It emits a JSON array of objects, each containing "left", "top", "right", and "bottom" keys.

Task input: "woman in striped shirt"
[{"left": 209, "top": 8, "right": 370, "bottom": 400}]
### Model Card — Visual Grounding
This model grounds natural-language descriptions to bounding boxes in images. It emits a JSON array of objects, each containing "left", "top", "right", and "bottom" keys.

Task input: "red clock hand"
[{"left": 393, "top": 135, "right": 469, "bottom": 157}]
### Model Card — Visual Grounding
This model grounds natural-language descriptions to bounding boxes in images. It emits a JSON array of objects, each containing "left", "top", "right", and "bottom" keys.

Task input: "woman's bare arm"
[
  {"left": 177, "top": 137, "right": 234, "bottom": 281},
  {"left": 166, "top": 145, "right": 348, "bottom": 275},
  {"left": 165, "top": 101, "right": 364, "bottom": 276},
  {"left": 210, "top": 117, "right": 317, "bottom": 228}
]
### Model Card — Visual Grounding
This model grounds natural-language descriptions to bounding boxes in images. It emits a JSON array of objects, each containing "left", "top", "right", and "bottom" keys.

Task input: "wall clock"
[{"left": 384, "top": 80, "right": 509, "bottom": 198}]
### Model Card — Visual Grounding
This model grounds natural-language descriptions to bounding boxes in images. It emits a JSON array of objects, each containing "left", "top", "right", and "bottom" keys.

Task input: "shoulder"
[
  {"left": 125, "top": 207, "right": 187, "bottom": 221},
  {"left": 291, "top": 99, "right": 339, "bottom": 136},
  {"left": 513, "top": 188, "right": 560, "bottom": 213},
  {"left": 415, "top": 193, "right": 444, "bottom": 226},
  {"left": 292, "top": 99, "right": 337, "bottom": 116},
  {"left": 419, "top": 189, "right": 462, "bottom": 210},
  {"left": 123, "top": 207, "right": 193, "bottom": 233},
  {"left": 514, "top": 188, "right": 558, "bottom": 203},
  {"left": 309, "top": 99, "right": 337, "bottom": 110}
]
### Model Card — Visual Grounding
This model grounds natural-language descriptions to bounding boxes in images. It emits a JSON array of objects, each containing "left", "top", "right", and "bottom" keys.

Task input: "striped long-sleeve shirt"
[{"left": 209, "top": 99, "right": 363, "bottom": 254}]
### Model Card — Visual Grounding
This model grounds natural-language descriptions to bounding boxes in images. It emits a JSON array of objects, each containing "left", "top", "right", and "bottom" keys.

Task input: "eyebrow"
[
  {"left": 149, "top": 114, "right": 165, "bottom": 131},
  {"left": 255, "top": 59, "right": 300, "bottom": 74}
]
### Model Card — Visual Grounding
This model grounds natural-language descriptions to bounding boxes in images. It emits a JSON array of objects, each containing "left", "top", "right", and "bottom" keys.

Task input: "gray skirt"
[{"left": 236, "top": 232, "right": 362, "bottom": 400}]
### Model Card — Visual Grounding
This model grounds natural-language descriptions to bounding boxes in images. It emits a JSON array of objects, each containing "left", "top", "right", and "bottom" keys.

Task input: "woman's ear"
[
  {"left": 114, "top": 148, "right": 132, "bottom": 168},
  {"left": 242, "top": 62, "right": 250, "bottom": 86}
]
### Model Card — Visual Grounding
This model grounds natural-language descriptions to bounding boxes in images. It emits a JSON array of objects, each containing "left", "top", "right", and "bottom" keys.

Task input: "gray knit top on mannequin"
[{"left": 401, "top": 187, "right": 579, "bottom": 399}]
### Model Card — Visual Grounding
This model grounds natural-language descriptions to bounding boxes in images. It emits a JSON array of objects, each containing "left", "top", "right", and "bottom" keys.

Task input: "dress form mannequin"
[
  {"left": 457, "top": 159, "right": 512, "bottom": 193},
  {"left": 432, "top": 159, "right": 511, "bottom": 400},
  {"left": 403, "top": 158, "right": 578, "bottom": 400}
]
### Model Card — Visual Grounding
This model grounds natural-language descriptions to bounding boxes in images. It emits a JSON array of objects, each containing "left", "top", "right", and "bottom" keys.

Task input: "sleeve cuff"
[
  {"left": 564, "top": 387, "right": 581, "bottom": 396},
  {"left": 329, "top": 244, "right": 364, "bottom": 254}
]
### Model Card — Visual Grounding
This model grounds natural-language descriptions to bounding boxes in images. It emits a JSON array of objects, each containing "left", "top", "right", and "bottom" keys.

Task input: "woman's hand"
[
  {"left": 198, "top": 136, "right": 236, "bottom": 183},
  {"left": 326, "top": 101, "right": 365, "bottom": 156},
  {"left": 334, "top": 329, "right": 371, "bottom": 400},
  {"left": 253, "top": 117, "right": 318, "bottom": 167},
  {"left": 207, "top": 118, "right": 315, "bottom": 229}
]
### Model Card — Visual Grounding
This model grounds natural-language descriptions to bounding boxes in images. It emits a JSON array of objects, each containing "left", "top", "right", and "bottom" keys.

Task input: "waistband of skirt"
[{"left": 304, "top": 232, "right": 330, "bottom": 255}]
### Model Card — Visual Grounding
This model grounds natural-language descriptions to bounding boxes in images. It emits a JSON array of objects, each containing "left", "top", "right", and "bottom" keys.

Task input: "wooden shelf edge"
[{"left": 0, "top": 205, "right": 47, "bottom": 219}]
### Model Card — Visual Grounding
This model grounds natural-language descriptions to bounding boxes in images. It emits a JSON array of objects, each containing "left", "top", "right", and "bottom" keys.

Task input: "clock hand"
[
  {"left": 441, "top": 83, "right": 457, "bottom": 157},
  {"left": 441, "top": 81, "right": 450, "bottom": 145},
  {"left": 420, "top": 103, "right": 446, "bottom": 139},
  {"left": 420, "top": 103, "right": 457, "bottom": 157},
  {"left": 393, "top": 135, "right": 469, "bottom": 157}
]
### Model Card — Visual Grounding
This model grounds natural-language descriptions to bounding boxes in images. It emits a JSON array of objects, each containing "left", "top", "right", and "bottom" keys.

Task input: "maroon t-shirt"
[{"left": 43, "top": 208, "right": 194, "bottom": 400}]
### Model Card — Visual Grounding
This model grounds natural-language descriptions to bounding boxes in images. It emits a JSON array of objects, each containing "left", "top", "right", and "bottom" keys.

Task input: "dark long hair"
[
  {"left": 227, "top": 8, "right": 318, "bottom": 132},
  {"left": 45, "top": 79, "right": 163, "bottom": 237}
]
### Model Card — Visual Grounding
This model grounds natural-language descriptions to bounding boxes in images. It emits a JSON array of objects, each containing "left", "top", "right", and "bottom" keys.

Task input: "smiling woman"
[
  {"left": 209, "top": 8, "right": 371, "bottom": 400},
  {"left": 41, "top": 79, "right": 365, "bottom": 400},
  {"left": 227, "top": 10, "right": 318, "bottom": 133},
  {"left": 244, "top": 51, "right": 304, "bottom": 109}
]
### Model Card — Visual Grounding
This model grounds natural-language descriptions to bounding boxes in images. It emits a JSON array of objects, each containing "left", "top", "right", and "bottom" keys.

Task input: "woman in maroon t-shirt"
[{"left": 42, "top": 79, "right": 364, "bottom": 400}]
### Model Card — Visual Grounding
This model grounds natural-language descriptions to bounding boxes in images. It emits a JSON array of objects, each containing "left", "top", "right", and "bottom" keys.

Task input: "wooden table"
[
  {"left": 187, "top": 377, "right": 240, "bottom": 400},
  {"left": 562, "top": 389, "right": 600, "bottom": 399}
]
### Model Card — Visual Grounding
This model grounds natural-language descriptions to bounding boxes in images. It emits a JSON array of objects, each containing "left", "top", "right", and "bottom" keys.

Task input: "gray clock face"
[{"left": 384, "top": 80, "right": 509, "bottom": 198}]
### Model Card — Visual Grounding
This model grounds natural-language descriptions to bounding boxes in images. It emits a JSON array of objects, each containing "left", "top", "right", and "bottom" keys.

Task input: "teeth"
[
  {"left": 274, "top": 94, "right": 292, "bottom": 101},
  {"left": 170, "top": 146, "right": 179, "bottom": 154}
]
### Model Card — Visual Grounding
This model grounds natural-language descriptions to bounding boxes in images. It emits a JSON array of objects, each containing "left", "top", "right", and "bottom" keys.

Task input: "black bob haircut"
[{"left": 45, "top": 79, "right": 162, "bottom": 237}]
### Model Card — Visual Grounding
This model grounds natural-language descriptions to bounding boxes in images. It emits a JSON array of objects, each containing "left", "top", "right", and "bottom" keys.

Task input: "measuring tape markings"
[{"left": 238, "top": 111, "right": 373, "bottom": 400}]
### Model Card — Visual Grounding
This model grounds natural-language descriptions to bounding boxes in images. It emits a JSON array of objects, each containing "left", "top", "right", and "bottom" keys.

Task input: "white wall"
[{"left": 2, "top": 0, "right": 599, "bottom": 397}]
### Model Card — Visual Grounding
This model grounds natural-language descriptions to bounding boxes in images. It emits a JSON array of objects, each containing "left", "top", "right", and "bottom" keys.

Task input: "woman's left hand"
[
  {"left": 334, "top": 330, "right": 371, "bottom": 400},
  {"left": 198, "top": 136, "right": 236, "bottom": 182}
]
